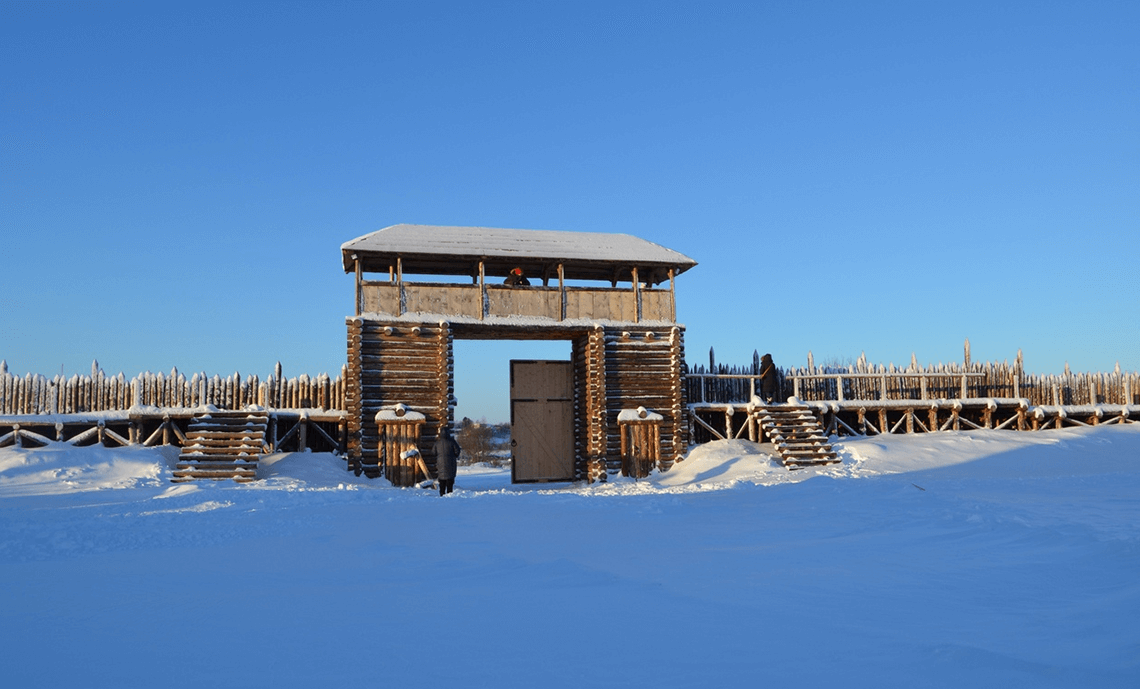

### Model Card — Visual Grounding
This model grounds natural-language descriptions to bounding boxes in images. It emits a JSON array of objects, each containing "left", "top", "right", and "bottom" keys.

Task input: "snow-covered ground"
[{"left": 2, "top": 425, "right": 1138, "bottom": 687}]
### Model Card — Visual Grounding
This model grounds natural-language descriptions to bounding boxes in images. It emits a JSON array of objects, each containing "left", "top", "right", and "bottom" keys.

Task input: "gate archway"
[{"left": 340, "top": 224, "right": 697, "bottom": 484}]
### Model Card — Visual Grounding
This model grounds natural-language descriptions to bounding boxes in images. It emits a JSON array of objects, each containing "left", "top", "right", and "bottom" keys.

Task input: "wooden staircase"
[
  {"left": 172, "top": 409, "right": 269, "bottom": 483},
  {"left": 753, "top": 404, "right": 839, "bottom": 469}
]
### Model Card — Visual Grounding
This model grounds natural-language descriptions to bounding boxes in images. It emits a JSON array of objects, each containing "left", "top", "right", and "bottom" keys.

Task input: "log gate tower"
[{"left": 341, "top": 224, "right": 697, "bottom": 484}]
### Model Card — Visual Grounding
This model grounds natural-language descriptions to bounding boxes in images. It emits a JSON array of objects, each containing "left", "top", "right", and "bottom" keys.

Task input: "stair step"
[
  {"left": 750, "top": 405, "right": 838, "bottom": 470},
  {"left": 183, "top": 438, "right": 267, "bottom": 448},
  {"left": 172, "top": 411, "right": 268, "bottom": 483},
  {"left": 782, "top": 448, "right": 837, "bottom": 457},
  {"left": 180, "top": 449, "right": 261, "bottom": 458},
  {"left": 185, "top": 430, "right": 266, "bottom": 440}
]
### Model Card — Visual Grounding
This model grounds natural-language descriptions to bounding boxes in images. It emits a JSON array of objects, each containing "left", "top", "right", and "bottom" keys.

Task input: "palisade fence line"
[
  {"left": 686, "top": 347, "right": 1139, "bottom": 407},
  {"left": 0, "top": 360, "right": 348, "bottom": 416}
]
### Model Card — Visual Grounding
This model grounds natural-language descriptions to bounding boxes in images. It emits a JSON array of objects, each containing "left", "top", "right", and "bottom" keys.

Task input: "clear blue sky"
[{"left": 3, "top": 1, "right": 1137, "bottom": 423}]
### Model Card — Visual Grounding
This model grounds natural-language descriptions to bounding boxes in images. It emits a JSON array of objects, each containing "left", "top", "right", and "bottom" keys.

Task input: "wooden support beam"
[
  {"left": 355, "top": 257, "right": 362, "bottom": 316},
  {"left": 558, "top": 263, "right": 565, "bottom": 321},
  {"left": 478, "top": 261, "right": 486, "bottom": 320},
  {"left": 632, "top": 267, "right": 641, "bottom": 324}
]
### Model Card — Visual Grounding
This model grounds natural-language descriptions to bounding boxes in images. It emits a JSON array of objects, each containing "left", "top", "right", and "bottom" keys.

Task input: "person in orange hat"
[{"left": 504, "top": 267, "right": 531, "bottom": 286}]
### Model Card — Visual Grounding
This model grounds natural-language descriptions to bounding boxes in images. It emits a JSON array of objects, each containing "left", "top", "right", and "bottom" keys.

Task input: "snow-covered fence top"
[{"left": 0, "top": 360, "right": 347, "bottom": 417}]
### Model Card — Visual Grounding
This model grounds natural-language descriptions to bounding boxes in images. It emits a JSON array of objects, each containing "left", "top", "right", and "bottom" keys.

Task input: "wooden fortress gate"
[{"left": 340, "top": 224, "right": 698, "bottom": 484}]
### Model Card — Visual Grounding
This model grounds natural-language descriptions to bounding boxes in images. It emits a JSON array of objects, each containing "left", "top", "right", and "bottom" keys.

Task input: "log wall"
[
  {"left": 345, "top": 319, "right": 453, "bottom": 478},
  {"left": 601, "top": 325, "right": 687, "bottom": 473},
  {"left": 0, "top": 360, "right": 347, "bottom": 416},
  {"left": 573, "top": 328, "right": 608, "bottom": 482},
  {"left": 359, "top": 282, "right": 675, "bottom": 323}
]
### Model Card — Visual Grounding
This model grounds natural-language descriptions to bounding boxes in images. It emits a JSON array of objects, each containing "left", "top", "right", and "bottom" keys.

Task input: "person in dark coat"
[
  {"left": 504, "top": 267, "right": 530, "bottom": 286},
  {"left": 759, "top": 353, "right": 779, "bottom": 404},
  {"left": 433, "top": 425, "right": 462, "bottom": 496}
]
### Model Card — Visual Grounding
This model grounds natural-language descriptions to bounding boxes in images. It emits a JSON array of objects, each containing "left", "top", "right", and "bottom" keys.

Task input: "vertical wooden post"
[
  {"left": 558, "top": 263, "right": 565, "bottom": 321},
  {"left": 397, "top": 256, "right": 404, "bottom": 316},
  {"left": 632, "top": 267, "right": 641, "bottom": 323},
  {"left": 478, "top": 260, "right": 486, "bottom": 320},
  {"left": 354, "top": 257, "right": 362, "bottom": 316},
  {"left": 668, "top": 269, "right": 676, "bottom": 322}
]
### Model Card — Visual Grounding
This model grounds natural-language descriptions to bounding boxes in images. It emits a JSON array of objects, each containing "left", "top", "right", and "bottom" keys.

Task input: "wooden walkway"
[
  {"left": 0, "top": 407, "right": 345, "bottom": 454},
  {"left": 688, "top": 396, "right": 1140, "bottom": 459}
]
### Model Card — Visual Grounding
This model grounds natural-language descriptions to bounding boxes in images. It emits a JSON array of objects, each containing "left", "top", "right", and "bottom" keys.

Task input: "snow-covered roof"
[{"left": 341, "top": 224, "right": 697, "bottom": 284}]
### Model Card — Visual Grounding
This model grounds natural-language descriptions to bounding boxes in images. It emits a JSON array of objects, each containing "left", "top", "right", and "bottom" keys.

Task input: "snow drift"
[{"left": 2, "top": 425, "right": 1138, "bottom": 688}]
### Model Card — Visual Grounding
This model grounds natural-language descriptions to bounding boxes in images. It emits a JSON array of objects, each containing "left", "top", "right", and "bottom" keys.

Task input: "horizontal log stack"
[
  {"left": 601, "top": 325, "right": 687, "bottom": 474},
  {"left": 344, "top": 318, "right": 453, "bottom": 481},
  {"left": 573, "top": 328, "right": 609, "bottom": 482}
]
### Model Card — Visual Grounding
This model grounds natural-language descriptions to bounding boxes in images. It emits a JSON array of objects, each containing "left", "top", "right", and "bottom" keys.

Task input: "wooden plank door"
[{"left": 510, "top": 360, "right": 574, "bottom": 483}]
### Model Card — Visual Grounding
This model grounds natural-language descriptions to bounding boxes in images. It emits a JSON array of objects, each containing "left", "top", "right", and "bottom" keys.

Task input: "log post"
[
  {"left": 354, "top": 256, "right": 362, "bottom": 316},
  {"left": 558, "top": 263, "right": 565, "bottom": 321},
  {"left": 478, "top": 260, "right": 486, "bottom": 320},
  {"left": 632, "top": 266, "right": 641, "bottom": 323},
  {"left": 397, "top": 256, "right": 405, "bottom": 316},
  {"left": 669, "top": 268, "right": 676, "bottom": 322}
]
